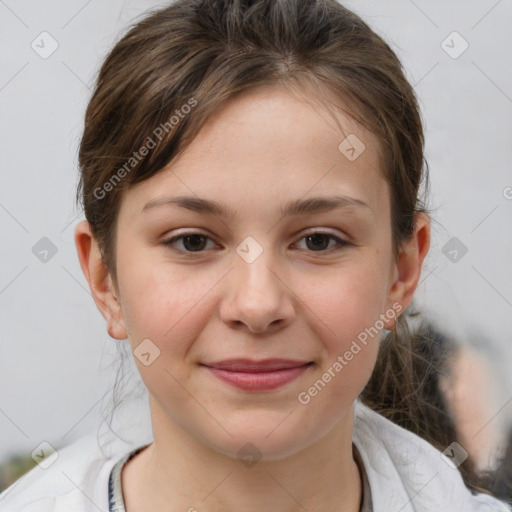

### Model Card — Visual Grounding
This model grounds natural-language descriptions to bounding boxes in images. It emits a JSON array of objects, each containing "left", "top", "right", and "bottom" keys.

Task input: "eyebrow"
[{"left": 141, "top": 195, "right": 371, "bottom": 218}]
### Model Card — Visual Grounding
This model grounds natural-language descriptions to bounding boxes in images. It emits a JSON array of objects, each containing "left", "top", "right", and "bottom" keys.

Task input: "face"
[{"left": 109, "top": 84, "right": 402, "bottom": 460}]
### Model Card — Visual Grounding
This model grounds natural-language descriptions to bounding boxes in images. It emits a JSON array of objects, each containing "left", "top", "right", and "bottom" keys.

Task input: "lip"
[{"left": 201, "top": 359, "right": 313, "bottom": 391}]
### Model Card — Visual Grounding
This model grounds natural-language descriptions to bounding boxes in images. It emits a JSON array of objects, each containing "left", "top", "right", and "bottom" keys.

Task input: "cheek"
[
  {"left": 300, "top": 251, "right": 391, "bottom": 342},
  {"left": 295, "top": 291, "right": 382, "bottom": 419},
  {"left": 294, "top": 252, "right": 389, "bottom": 391},
  {"left": 116, "top": 250, "right": 214, "bottom": 358},
  {"left": 116, "top": 261, "right": 219, "bottom": 405}
]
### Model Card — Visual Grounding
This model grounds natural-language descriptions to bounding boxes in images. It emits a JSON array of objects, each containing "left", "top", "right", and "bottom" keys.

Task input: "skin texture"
[{"left": 75, "top": 84, "right": 430, "bottom": 512}]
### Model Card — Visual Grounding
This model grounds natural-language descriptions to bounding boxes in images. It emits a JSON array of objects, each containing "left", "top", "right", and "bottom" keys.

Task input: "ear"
[
  {"left": 74, "top": 220, "right": 127, "bottom": 340},
  {"left": 384, "top": 212, "right": 430, "bottom": 329}
]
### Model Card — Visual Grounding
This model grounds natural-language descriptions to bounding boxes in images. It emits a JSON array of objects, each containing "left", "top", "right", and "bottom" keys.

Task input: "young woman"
[{"left": 1, "top": 0, "right": 510, "bottom": 510}]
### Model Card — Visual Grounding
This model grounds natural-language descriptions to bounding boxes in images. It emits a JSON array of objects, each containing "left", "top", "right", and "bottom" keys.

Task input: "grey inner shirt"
[{"left": 108, "top": 442, "right": 373, "bottom": 512}]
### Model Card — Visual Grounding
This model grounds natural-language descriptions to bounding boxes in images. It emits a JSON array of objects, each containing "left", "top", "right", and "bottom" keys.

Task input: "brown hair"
[{"left": 77, "top": 0, "right": 492, "bottom": 495}]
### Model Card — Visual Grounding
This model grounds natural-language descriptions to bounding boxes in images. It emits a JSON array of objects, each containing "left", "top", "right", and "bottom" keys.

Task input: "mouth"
[{"left": 200, "top": 359, "right": 314, "bottom": 391}]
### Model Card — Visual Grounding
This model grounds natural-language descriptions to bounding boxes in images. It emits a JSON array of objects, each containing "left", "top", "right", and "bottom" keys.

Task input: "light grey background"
[{"left": 1, "top": 0, "right": 511, "bottom": 465}]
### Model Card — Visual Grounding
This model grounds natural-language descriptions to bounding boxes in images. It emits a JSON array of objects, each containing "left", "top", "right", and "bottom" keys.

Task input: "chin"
[
  {"left": 210, "top": 433, "right": 309, "bottom": 463},
  {"left": 201, "top": 414, "right": 323, "bottom": 463}
]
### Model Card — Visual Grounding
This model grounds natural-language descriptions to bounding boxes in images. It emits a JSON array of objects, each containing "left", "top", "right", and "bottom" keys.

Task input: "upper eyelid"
[
  {"left": 163, "top": 229, "right": 349, "bottom": 249},
  {"left": 163, "top": 227, "right": 344, "bottom": 240}
]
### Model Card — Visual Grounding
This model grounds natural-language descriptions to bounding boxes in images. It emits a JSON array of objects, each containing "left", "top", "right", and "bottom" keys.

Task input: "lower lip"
[{"left": 204, "top": 365, "right": 311, "bottom": 391}]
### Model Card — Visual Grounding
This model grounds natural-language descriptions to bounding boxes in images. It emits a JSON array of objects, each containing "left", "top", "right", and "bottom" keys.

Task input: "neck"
[{"left": 122, "top": 404, "right": 362, "bottom": 512}]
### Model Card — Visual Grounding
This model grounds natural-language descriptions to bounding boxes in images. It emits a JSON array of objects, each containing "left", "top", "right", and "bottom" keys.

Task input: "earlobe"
[
  {"left": 385, "top": 213, "right": 431, "bottom": 329},
  {"left": 74, "top": 220, "right": 128, "bottom": 340}
]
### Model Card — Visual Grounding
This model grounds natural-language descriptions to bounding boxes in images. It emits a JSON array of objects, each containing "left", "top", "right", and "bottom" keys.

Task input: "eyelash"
[{"left": 161, "top": 230, "right": 351, "bottom": 255}]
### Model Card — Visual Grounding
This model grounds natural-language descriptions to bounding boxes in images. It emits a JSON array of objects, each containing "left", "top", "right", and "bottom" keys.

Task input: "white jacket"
[{"left": 0, "top": 399, "right": 510, "bottom": 511}]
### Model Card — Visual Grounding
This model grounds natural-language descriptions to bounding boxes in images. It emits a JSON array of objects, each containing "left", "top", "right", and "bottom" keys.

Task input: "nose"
[{"left": 219, "top": 251, "right": 295, "bottom": 334}]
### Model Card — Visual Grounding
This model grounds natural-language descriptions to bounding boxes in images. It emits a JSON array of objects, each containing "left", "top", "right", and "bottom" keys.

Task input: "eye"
[
  {"left": 161, "top": 230, "right": 350, "bottom": 254},
  {"left": 162, "top": 232, "right": 217, "bottom": 253},
  {"left": 294, "top": 231, "right": 350, "bottom": 252}
]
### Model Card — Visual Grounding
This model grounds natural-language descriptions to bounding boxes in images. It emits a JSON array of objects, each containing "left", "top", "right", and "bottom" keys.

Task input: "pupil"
[
  {"left": 184, "top": 234, "right": 206, "bottom": 251},
  {"left": 307, "top": 233, "right": 329, "bottom": 251},
  {"left": 181, "top": 234, "right": 330, "bottom": 252}
]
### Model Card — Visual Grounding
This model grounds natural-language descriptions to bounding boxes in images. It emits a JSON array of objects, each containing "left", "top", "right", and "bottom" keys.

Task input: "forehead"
[
  {"left": 184, "top": 83, "right": 382, "bottom": 168},
  {"left": 120, "top": 84, "right": 390, "bottom": 223}
]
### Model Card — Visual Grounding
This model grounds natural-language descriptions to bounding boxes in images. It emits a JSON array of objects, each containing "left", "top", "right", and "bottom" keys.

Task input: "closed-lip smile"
[{"left": 201, "top": 359, "right": 313, "bottom": 390}]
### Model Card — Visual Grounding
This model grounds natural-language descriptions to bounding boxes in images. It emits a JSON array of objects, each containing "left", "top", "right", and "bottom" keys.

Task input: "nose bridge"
[
  {"left": 221, "top": 239, "right": 294, "bottom": 333},
  {"left": 235, "top": 241, "right": 281, "bottom": 302}
]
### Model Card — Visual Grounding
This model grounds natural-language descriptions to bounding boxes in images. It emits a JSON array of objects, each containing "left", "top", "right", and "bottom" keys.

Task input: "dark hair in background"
[
  {"left": 76, "top": 0, "right": 501, "bottom": 497},
  {"left": 491, "top": 427, "right": 512, "bottom": 500}
]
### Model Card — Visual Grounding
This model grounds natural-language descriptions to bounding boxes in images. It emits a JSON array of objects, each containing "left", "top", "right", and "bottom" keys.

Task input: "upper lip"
[{"left": 202, "top": 359, "right": 312, "bottom": 372}]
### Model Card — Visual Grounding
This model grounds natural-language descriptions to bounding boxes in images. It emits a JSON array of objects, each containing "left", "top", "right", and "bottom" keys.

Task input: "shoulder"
[
  {"left": 353, "top": 399, "right": 511, "bottom": 512},
  {"left": 0, "top": 432, "right": 145, "bottom": 512}
]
